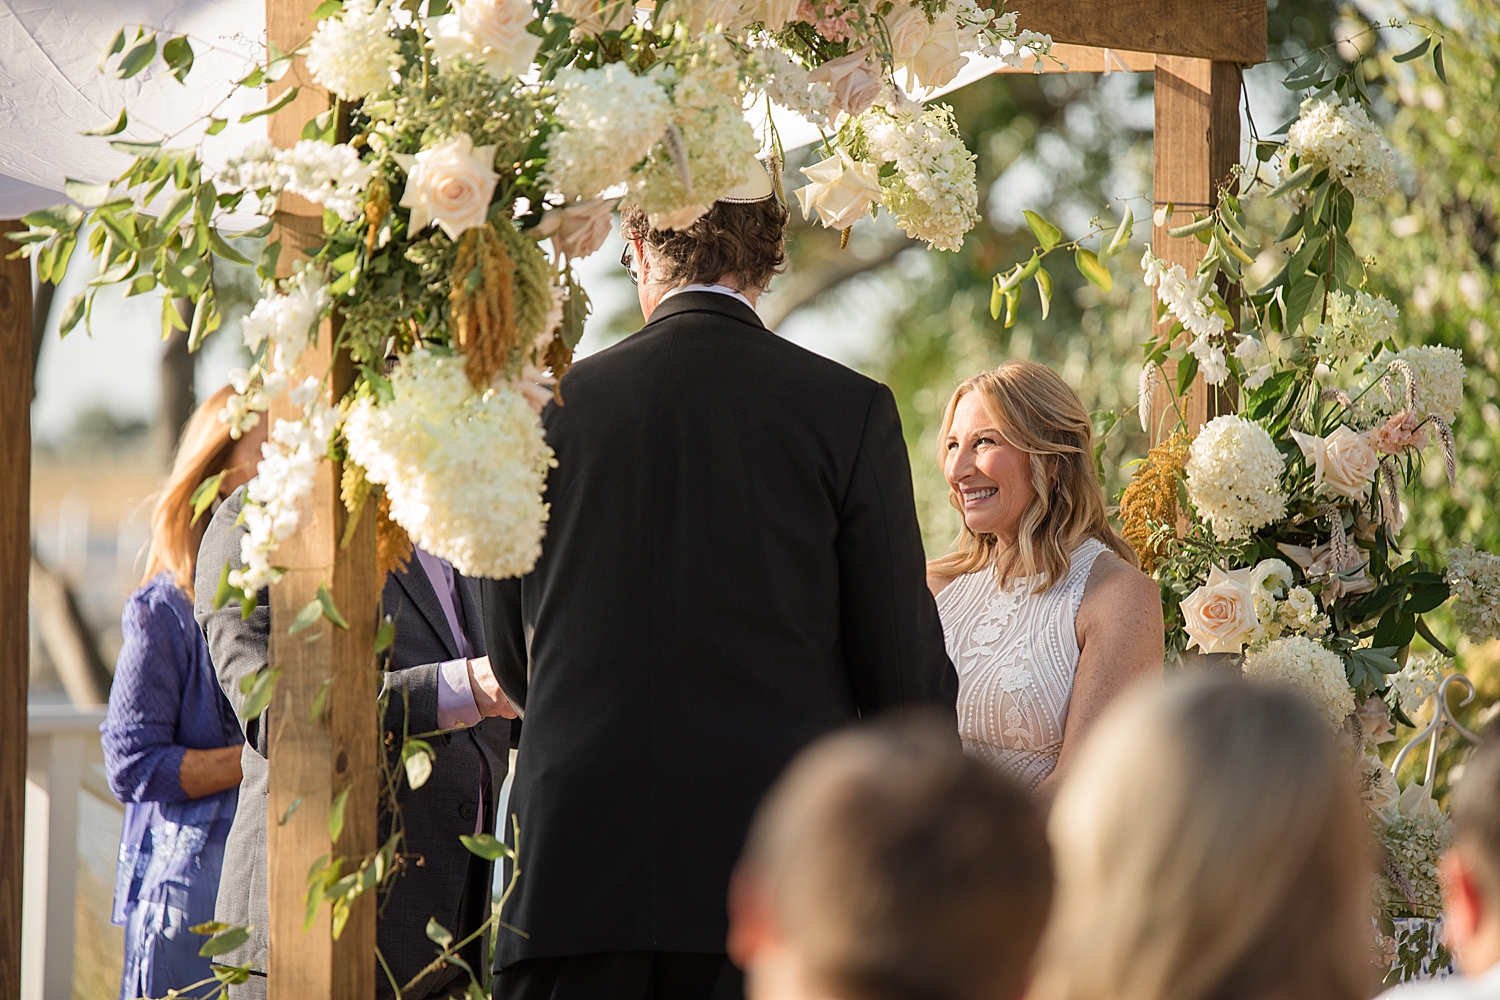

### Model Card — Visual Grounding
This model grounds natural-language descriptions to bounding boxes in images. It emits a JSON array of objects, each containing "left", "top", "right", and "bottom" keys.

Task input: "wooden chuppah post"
[
  {"left": 263, "top": 2, "right": 380, "bottom": 998},
  {"left": 0, "top": 226, "right": 33, "bottom": 1000},
  {"left": 1148, "top": 57, "right": 1244, "bottom": 439}
]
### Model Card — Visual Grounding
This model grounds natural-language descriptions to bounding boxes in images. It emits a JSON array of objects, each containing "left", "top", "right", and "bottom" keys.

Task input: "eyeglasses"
[{"left": 620, "top": 242, "right": 639, "bottom": 285}]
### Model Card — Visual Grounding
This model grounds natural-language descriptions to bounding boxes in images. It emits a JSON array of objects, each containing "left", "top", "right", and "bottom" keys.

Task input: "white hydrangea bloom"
[
  {"left": 240, "top": 273, "right": 331, "bottom": 374},
  {"left": 1312, "top": 289, "right": 1399, "bottom": 364},
  {"left": 861, "top": 101, "right": 978, "bottom": 252},
  {"left": 1356, "top": 344, "right": 1466, "bottom": 426},
  {"left": 1285, "top": 98, "right": 1396, "bottom": 201},
  {"left": 230, "top": 390, "right": 340, "bottom": 594},
  {"left": 1185, "top": 415, "right": 1288, "bottom": 543},
  {"left": 545, "top": 63, "right": 673, "bottom": 201},
  {"left": 628, "top": 50, "right": 759, "bottom": 231},
  {"left": 1242, "top": 635, "right": 1355, "bottom": 731},
  {"left": 1142, "top": 249, "right": 1228, "bottom": 337},
  {"left": 745, "top": 42, "right": 835, "bottom": 124},
  {"left": 276, "top": 141, "right": 376, "bottom": 222},
  {"left": 306, "top": 0, "right": 404, "bottom": 101},
  {"left": 1447, "top": 544, "right": 1500, "bottom": 644},
  {"left": 219, "top": 140, "right": 283, "bottom": 194},
  {"left": 343, "top": 350, "right": 556, "bottom": 579}
]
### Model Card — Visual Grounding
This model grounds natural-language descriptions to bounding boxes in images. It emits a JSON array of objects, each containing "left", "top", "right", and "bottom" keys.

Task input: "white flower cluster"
[
  {"left": 745, "top": 42, "right": 835, "bottom": 124},
  {"left": 1143, "top": 249, "right": 1231, "bottom": 385},
  {"left": 545, "top": 63, "right": 673, "bottom": 201},
  {"left": 306, "top": 0, "right": 404, "bottom": 102},
  {"left": 217, "top": 140, "right": 374, "bottom": 222},
  {"left": 1389, "top": 654, "right": 1447, "bottom": 714},
  {"left": 1313, "top": 289, "right": 1399, "bottom": 365},
  {"left": 630, "top": 50, "right": 760, "bottom": 231},
  {"left": 1249, "top": 584, "right": 1331, "bottom": 646},
  {"left": 230, "top": 387, "right": 340, "bottom": 594},
  {"left": 1360, "top": 345, "right": 1466, "bottom": 425},
  {"left": 1380, "top": 810, "right": 1453, "bottom": 919},
  {"left": 277, "top": 141, "right": 377, "bottom": 222},
  {"left": 1241, "top": 635, "right": 1355, "bottom": 731},
  {"left": 239, "top": 272, "right": 331, "bottom": 376},
  {"left": 1446, "top": 544, "right": 1500, "bottom": 644},
  {"left": 1234, "top": 335, "right": 1275, "bottom": 391},
  {"left": 343, "top": 350, "right": 556, "bottom": 579},
  {"left": 951, "top": 0, "right": 1052, "bottom": 70},
  {"left": 1286, "top": 98, "right": 1397, "bottom": 201},
  {"left": 861, "top": 101, "right": 978, "bottom": 252},
  {"left": 1185, "top": 415, "right": 1288, "bottom": 543}
]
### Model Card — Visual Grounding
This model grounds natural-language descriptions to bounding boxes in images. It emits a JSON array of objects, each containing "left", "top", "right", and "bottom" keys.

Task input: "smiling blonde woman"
[{"left": 927, "top": 361, "right": 1163, "bottom": 796}]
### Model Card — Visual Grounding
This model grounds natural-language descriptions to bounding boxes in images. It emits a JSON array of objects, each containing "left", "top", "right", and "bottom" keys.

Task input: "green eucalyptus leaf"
[
  {"left": 425, "top": 918, "right": 454, "bottom": 949},
  {"left": 110, "top": 139, "right": 163, "bottom": 158},
  {"left": 163, "top": 35, "right": 195, "bottom": 83},
  {"left": 459, "top": 833, "right": 513, "bottom": 861},
  {"left": 240, "top": 668, "right": 279, "bottom": 721},
  {"left": 315, "top": 582, "right": 350, "bottom": 630},
  {"left": 1432, "top": 42, "right": 1447, "bottom": 85},
  {"left": 312, "top": 0, "right": 345, "bottom": 15},
  {"left": 1035, "top": 267, "right": 1053, "bottom": 321},
  {"left": 116, "top": 32, "right": 158, "bottom": 79},
  {"left": 198, "top": 926, "right": 251, "bottom": 958},
  {"left": 57, "top": 292, "right": 87, "bottom": 337},
  {"left": 98, "top": 27, "right": 127, "bottom": 73},
  {"left": 206, "top": 117, "right": 228, "bottom": 136},
  {"left": 81, "top": 109, "right": 129, "bottom": 137},
  {"left": 288, "top": 599, "right": 323, "bottom": 635},
  {"left": 213, "top": 561, "right": 235, "bottom": 611},
  {"left": 1023, "top": 210, "right": 1061, "bottom": 252},
  {"left": 989, "top": 275, "right": 1003, "bottom": 321},
  {"left": 374, "top": 618, "right": 396, "bottom": 654},
  {"left": 1074, "top": 247, "right": 1112, "bottom": 291},
  {"left": 328, "top": 786, "right": 351, "bottom": 844},
  {"left": 1167, "top": 215, "right": 1215, "bottom": 239},
  {"left": 1104, "top": 204, "right": 1133, "bottom": 257},
  {"left": 239, "top": 87, "right": 300, "bottom": 124},
  {"left": 210, "top": 229, "right": 253, "bottom": 265},
  {"left": 1267, "top": 164, "right": 1316, "bottom": 201},
  {"left": 1393, "top": 36, "right": 1430, "bottom": 62}
]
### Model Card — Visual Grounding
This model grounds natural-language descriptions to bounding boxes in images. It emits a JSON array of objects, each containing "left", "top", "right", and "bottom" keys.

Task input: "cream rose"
[
  {"left": 794, "top": 149, "right": 881, "bottom": 230},
  {"left": 1180, "top": 565, "right": 1257, "bottom": 654},
  {"left": 536, "top": 197, "right": 615, "bottom": 259},
  {"left": 807, "top": 48, "right": 883, "bottom": 123},
  {"left": 883, "top": 3, "right": 930, "bottom": 62},
  {"left": 393, "top": 134, "right": 499, "bottom": 239},
  {"left": 430, "top": 0, "right": 542, "bottom": 81},
  {"left": 1290, "top": 425, "right": 1379, "bottom": 499},
  {"left": 905, "top": 13, "right": 967, "bottom": 90}
]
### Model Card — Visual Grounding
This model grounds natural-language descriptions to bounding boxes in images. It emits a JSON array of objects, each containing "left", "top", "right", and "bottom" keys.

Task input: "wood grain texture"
[
  {"left": 987, "top": 43, "right": 1154, "bottom": 74},
  {"left": 264, "top": 2, "right": 379, "bottom": 998},
  {"left": 0, "top": 226, "right": 33, "bottom": 1000},
  {"left": 1148, "top": 58, "right": 1242, "bottom": 442},
  {"left": 1007, "top": 0, "right": 1267, "bottom": 64}
]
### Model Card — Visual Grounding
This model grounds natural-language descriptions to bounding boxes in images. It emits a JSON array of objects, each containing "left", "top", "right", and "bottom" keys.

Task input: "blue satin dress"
[{"left": 101, "top": 573, "right": 244, "bottom": 1000}]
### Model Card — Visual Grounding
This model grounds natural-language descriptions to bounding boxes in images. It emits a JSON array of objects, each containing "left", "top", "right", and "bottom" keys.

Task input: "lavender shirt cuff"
[{"left": 436, "top": 657, "right": 483, "bottom": 730}]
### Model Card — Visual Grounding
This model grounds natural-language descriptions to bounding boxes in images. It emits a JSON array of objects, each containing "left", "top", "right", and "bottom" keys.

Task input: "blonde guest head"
[
  {"left": 1031, "top": 675, "right": 1375, "bottom": 1000},
  {"left": 930, "top": 361, "right": 1135, "bottom": 592},
  {"left": 141, "top": 384, "right": 266, "bottom": 599}
]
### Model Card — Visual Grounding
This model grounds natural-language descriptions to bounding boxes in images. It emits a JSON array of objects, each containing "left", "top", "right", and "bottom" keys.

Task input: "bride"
[{"left": 927, "top": 361, "right": 1163, "bottom": 796}]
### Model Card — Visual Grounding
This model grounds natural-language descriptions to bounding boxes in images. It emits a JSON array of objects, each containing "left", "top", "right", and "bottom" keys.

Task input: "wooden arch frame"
[{"left": 0, "top": 1, "right": 1267, "bottom": 995}]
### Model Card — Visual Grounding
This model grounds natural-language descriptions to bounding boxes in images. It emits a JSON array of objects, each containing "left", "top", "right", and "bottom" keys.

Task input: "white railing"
[{"left": 23, "top": 703, "right": 118, "bottom": 1000}]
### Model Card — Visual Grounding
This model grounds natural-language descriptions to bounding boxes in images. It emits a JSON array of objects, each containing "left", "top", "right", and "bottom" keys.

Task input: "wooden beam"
[
  {"left": 0, "top": 227, "right": 34, "bottom": 1000},
  {"left": 1007, "top": 0, "right": 1266, "bottom": 65},
  {"left": 264, "top": 3, "right": 379, "bottom": 998},
  {"left": 1148, "top": 57, "right": 1242, "bottom": 441},
  {"left": 988, "top": 43, "right": 1154, "bottom": 74}
]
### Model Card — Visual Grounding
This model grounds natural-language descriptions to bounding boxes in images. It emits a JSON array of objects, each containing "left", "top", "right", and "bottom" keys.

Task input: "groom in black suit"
[{"left": 481, "top": 165, "right": 957, "bottom": 1000}]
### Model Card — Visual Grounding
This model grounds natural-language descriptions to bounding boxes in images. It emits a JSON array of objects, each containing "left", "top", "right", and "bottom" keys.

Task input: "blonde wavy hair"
[
  {"left": 1031, "top": 676, "right": 1376, "bottom": 1000},
  {"left": 140, "top": 384, "right": 241, "bottom": 600},
  {"left": 929, "top": 361, "right": 1134, "bottom": 593}
]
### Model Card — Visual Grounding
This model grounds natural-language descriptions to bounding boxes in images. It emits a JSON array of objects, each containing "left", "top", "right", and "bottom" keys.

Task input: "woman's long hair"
[
  {"left": 1030, "top": 676, "right": 1377, "bottom": 1000},
  {"left": 140, "top": 384, "right": 242, "bottom": 599},
  {"left": 928, "top": 361, "right": 1134, "bottom": 592}
]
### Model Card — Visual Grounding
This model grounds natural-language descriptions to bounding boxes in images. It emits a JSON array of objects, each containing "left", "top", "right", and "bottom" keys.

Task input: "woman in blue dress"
[{"left": 102, "top": 386, "right": 265, "bottom": 1000}]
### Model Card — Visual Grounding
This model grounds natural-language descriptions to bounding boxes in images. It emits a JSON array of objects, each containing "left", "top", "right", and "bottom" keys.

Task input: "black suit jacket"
[
  {"left": 481, "top": 291, "right": 956, "bottom": 966},
  {"left": 195, "top": 488, "right": 511, "bottom": 999}
]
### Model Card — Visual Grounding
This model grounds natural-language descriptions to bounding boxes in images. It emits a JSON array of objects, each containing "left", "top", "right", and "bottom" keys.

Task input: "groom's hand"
[{"left": 466, "top": 656, "right": 519, "bottom": 719}]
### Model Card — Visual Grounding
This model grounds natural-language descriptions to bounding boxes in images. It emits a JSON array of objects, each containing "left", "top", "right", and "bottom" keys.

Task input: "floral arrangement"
[
  {"left": 12, "top": 0, "right": 1052, "bottom": 611},
  {"left": 991, "top": 23, "right": 1492, "bottom": 941}
]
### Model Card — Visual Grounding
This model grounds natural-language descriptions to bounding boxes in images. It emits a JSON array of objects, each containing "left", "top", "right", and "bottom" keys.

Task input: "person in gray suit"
[{"left": 194, "top": 485, "right": 516, "bottom": 1000}]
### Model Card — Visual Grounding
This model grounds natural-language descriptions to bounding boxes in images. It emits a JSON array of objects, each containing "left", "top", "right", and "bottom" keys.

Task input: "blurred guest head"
[
  {"left": 729, "top": 712, "right": 1053, "bottom": 1000},
  {"left": 141, "top": 384, "right": 266, "bottom": 597},
  {"left": 1442, "top": 725, "right": 1500, "bottom": 976},
  {"left": 1032, "top": 675, "right": 1375, "bottom": 1000},
  {"left": 932, "top": 360, "right": 1136, "bottom": 594}
]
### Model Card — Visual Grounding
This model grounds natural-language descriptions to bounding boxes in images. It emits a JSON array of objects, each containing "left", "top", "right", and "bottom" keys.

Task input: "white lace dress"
[{"left": 937, "top": 539, "right": 1108, "bottom": 790}]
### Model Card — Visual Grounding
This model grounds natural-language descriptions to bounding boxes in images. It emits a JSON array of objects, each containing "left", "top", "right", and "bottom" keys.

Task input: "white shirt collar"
[{"left": 660, "top": 283, "right": 755, "bottom": 312}]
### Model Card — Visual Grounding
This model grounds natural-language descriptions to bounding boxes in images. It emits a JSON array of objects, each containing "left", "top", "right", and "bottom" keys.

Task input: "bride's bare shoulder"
[{"left": 927, "top": 566, "right": 960, "bottom": 597}]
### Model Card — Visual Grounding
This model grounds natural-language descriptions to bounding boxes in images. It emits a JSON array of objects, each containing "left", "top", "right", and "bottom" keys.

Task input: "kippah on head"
[
  {"left": 743, "top": 711, "right": 1054, "bottom": 1000},
  {"left": 717, "top": 154, "right": 777, "bottom": 205}
]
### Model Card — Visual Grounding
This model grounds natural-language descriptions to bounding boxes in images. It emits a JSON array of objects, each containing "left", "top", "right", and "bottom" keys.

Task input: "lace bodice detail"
[{"left": 937, "top": 539, "right": 1108, "bottom": 790}]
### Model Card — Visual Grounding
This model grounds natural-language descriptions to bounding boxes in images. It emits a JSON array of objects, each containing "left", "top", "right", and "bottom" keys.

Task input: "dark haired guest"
[
  {"left": 728, "top": 714, "right": 1053, "bottom": 1000},
  {"left": 103, "top": 386, "right": 262, "bottom": 1000}
]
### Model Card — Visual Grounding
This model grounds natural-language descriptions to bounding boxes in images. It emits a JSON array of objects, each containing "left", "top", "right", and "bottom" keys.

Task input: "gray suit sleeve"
[{"left": 193, "top": 487, "right": 444, "bottom": 752}]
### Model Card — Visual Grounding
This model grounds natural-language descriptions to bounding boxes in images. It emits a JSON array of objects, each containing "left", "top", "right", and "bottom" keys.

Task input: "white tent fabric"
[
  {"left": 0, "top": 0, "right": 266, "bottom": 218},
  {"left": 0, "top": 0, "right": 1020, "bottom": 219}
]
